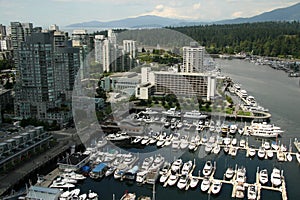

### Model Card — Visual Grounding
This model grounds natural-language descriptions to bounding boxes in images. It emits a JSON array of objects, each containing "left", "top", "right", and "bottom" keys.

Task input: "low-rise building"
[{"left": 26, "top": 186, "right": 61, "bottom": 200}]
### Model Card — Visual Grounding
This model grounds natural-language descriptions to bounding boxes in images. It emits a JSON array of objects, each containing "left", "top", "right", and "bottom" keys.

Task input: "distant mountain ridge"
[
  {"left": 67, "top": 15, "right": 186, "bottom": 28},
  {"left": 67, "top": 2, "right": 300, "bottom": 28},
  {"left": 217, "top": 2, "right": 300, "bottom": 24}
]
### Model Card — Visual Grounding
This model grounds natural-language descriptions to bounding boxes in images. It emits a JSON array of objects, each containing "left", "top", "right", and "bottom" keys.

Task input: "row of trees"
[{"left": 170, "top": 21, "right": 300, "bottom": 58}]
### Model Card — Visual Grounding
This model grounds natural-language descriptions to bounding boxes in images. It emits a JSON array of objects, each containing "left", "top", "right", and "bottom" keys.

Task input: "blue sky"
[{"left": 0, "top": 0, "right": 299, "bottom": 27}]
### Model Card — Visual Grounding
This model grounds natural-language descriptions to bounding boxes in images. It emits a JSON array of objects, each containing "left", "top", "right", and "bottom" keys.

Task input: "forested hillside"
[{"left": 170, "top": 22, "right": 300, "bottom": 58}]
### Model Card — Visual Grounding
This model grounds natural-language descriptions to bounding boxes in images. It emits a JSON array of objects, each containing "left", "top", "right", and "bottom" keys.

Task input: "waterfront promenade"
[{"left": 0, "top": 132, "right": 80, "bottom": 197}]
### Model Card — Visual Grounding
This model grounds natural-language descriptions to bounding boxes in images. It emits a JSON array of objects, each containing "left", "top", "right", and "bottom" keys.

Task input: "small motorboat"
[
  {"left": 223, "top": 145, "right": 229, "bottom": 154},
  {"left": 271, "top": 168, "right": 282, "bottom": 187},
  {"left": 202, "top": 161, "right": 213, "bottom": 177},
  {"left": 189, "top": 177, "right": 199, "bottom": 189},
  {"left": 247, "top": 185, "right": 257, "bottom": 200},
  {"left": 171, "top": 159, "right": 183, "bottom": 172},
  {"left": 259, "top": 169, "right": 268, "bottom": 185},
  {"left": 264, "top": 141, "right": 271, "bottom": 150},
  {"left": 296, "top": 152, "right": 300, "bottom": 164},
  {"left": 105, "top": 166, "right": 116, "bottom": 177},
  {"left": 120, "top": 192, "right": 136, "bottom": 200},
  {"left": 248, "top": 146, "right": 256, "bottom": 157},
  {"left": 231, "top": 138, "right": 237, "bottom": 146},
  {"left": 286, "top": 153, "right": 293, "bottom": 162},
  {"left": 167, "top": 172, "right": 179, "bottom": 186},
  {"left": 225, "top": 167, "right": 235, "bottom": 179},
  {"left": 200, "top": 178, "right": 211, "bottom": 192},
  {"left": 229, "top": 147, "right": 238, "bottom": 157},
  {"left": 257, "top": 147, "right": 265, "bottom": 159},
  {"left": 239, "top": 139, "right": 246, "bottom": 148},
  {"left": 211, "top": 180, "right": 222, "bottom": 194},
  {"left": 267, "top": 150, "right": 274, "bottom": 159},
  {"left": 177, "top": 174, "right": 189, "bottom": 190},
  {"left": 213, "top": 145, "right": 221, "bottom": 154}
]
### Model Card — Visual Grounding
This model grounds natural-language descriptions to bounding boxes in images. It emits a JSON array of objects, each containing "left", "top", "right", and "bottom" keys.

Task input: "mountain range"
[{"left": 67, "top": 2, "right": 300, "bottom": 28}]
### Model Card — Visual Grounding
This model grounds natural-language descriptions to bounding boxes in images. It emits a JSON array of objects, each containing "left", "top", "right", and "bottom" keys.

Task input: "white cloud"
[
  {"left": 193, "top": 3, "right": 201, "bottom": 10},
  {"left": 155, "top": 4, "right": 164, "bottom": 12},
  {"left": 232, "top": 11, "right": 243, "bottom": 18}
]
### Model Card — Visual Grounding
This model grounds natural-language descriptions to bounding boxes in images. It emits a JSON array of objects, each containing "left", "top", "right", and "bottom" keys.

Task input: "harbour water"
[{"left": 76, "top": 59, "right": 300, "bottom": 200}]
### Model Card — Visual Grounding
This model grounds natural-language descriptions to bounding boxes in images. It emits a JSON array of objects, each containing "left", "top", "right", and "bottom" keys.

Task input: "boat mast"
[{"left": 152, "top": 182, "right": 156, "bottom": 200}]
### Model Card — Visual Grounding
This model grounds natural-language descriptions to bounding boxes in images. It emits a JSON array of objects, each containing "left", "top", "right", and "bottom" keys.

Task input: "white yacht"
[
  {"left": 136, "top": 171, "right": 148, "bottom": 183},
  {"left": 211, "top": 180, "right": 222, "bottom": 194},
  {"left": 213, "top": 145, "right": 221, "bottom": 154},
  {"left": 223, "top": 137, "right": 231, "bottom": 145},
  {"left": 87, "top": 191, "right": 98, "bottom": 200},
  {"left": 50, "top": 179, "right": 75, "bottom": 189},
  {"left": 286, "top": 153, "right": 293, "bottom": 162},
  {"left": 271, "top": 141, "right": 279, "bottom": 150},
  {"left": 189, "top": 177, "right": 199, "bottom": 189},
  {"left": 200, "top": 178, "right": 211, "bottom": 192},
  {"left": 296, "top": 152, "right": 300, "bottom": 164},
  {"left": 180, "top": 135, "right": 189, "bottom": 149},
  {"left": 229, "top": 124, "right": 238, "bottom": 135},
  {"left": 277, "top": 150, "right": 286, "bottom": 162},
  {"left": 225, "top": 167, "right": 235, "bottom": 179},
  {"left": 201, "top": 135, "right": 208, "bottom": 143},
  {"left": 223, "top": 145, "right": 229, "bottom": 154},
  {"left": 245, "top": 96, "right": 257, "bottom": 106},
  {"left": 62, "top": 172, "right": 86, "bottom": 180},
  {"left": 271, "top": 168, "right": 282, "bottom": 187},
  {"left": 171, "top": 159, "right": 183, "bottom": 172},
  {"left": 229, "top": 147, "right": 238, "bottom": 157},
  {"left": 235, "top": 184, "right": 245, "bottom": 199},
  {"left": 267, "top": 150, "right": 274, "bottom": 159},
  {"left": 159, "top": 170, "right": 169, "bottom": 183},
  {"left": 247, "top": 185, "right": 257, "bottom": 200},
  {"left": 257, "top": 147, "right": 266, "bottom": 159},
  {"left": 96, "top": 138, "right": 107, "bottom": 148},
  {"left": 167, "top": 172, "right": 179, "bottom": 186},
  {"left": 60, "top": 191, "right": 71, "bottom": 200},
  {"left": 259, "top": 169, "right": 268, "bottom": 185},
  {"left": 248, "top": 146, "right": 256, "bottom": 157},
  {"left": 163, "top": 139, "right": 172, "bottom": 147},
  {"left": 120, "top": 192, "right": 136, "bottom": 200},
  {"left": 141, "top": 156, "right": 154, "bottom": 171},
  {"left": 123, "top": 154, "right": 137, "bottom": 166},
  {"left": 105, "top": 166, "right": 116, "bottom": 177},
  {"left": 156, "top": 139, "right": 165, "bottom": 147},
  {"left": 183, "top": 110, "right": 207, "bottom": 119},
  {"left": 78, "top": 193, "right": 87, "bottom": 200},
  {"left": 231, "top": 138, "right": 237, "bottom": 146},
  {"left": 149, "top": 155, "right": 165, "bottom": 170},
  {"left": 204, "top": 142, "right": 213, "bottom": 153},
  {"left": 181, "top": 160, "right": 193, "bottom": 175},
  {"left": 248, "top": 121, "right": 284, "bottom": 138},
  {"left": 141, "top": 136, "right": 150, "bottom": 145},
  {"left": 263, "top": 141, "right": 271, "bottom": 150},
  {"left": 202, "top": 161, "right": 213, "bottom": 177},
  {"left": 239, "top": 139, "right": 246, "bottom": 148},
  {"left": 172, "top": 133, "right": 181, "bottom": 150},
  {"left": 177, "top": 174, "right": 189, "bottom": 190}
]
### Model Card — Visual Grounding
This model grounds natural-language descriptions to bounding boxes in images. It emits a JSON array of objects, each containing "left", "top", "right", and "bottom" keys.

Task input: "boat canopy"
[{"left": 92, "top": 163, "right": 107, "bottom": 173}]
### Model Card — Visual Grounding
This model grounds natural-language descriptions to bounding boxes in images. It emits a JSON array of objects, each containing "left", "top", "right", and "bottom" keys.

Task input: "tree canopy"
[{"left": 169, "top": 21, "right": 300, "bottom": 58}]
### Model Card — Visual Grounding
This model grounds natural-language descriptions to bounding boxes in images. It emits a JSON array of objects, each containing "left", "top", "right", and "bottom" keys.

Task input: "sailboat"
[{"left": 286, "top": 139, "right": 293, "bottom": 162}]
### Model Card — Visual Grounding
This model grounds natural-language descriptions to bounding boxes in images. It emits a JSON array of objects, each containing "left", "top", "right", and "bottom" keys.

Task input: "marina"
[
  {"left": 4, "top": 59, "right": 300, "bottom": 200},
  {"left": 32, "top": 144, "right": 293, "bottom": 200}
]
